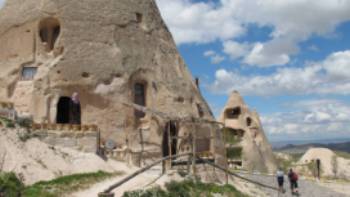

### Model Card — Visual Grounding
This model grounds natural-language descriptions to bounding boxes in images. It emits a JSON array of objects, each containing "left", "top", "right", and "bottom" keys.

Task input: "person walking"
[
  {"left": 69, "top": 92, "right": 81, "bottom": 124},
  {"left": 288, "top": 168, "right": 299, "bottom": 195},
  {"left": 276, "top": 168, "right": 285, "bottom": 195}
]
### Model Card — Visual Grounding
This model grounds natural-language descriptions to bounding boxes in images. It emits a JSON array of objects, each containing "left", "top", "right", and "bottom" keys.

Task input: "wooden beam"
[
  {"left": 102, "top": 153, "right": 191, "bottom": 193},
  {"left": 167, "top": 121, "right": 172, "bottom": 170}
]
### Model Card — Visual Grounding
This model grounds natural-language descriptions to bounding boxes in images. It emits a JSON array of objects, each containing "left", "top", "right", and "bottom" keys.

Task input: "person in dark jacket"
[
  {"left": 288, "top": 168, "right": 299, "bottom": 195},
  {"left": 69, "top": 92, "right": 81, "bottom": 124}
]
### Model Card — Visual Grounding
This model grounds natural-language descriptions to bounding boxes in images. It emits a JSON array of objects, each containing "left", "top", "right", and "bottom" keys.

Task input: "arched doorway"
[
  {"left": 56, "top": 97, "right": 70, "bottom": 124},
  {"left": 162, "top": 121, "right": 178, "bottom": 157}
]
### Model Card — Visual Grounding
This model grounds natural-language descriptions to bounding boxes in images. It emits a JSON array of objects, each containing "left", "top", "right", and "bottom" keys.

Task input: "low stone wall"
[{"left": 32, "top": 130, "right": 98, "bottom": 153}]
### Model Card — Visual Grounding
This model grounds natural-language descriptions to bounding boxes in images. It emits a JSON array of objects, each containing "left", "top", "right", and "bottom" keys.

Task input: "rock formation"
[
  {"left": 0, "top": 127, "right": 131, "bottom": 185},
  {"left": 298, "top": 148, "right": 350, "bottom": 179},
  {"left": 219, "top": 91, "right": 277, "bottom": 173},
  {"left": 0, "top": 0, "right": 225, "bottom": 166}
]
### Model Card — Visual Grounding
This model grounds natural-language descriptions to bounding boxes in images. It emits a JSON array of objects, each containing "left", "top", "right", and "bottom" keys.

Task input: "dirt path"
[
  {"left": 238, "top": 173, "right": 350, "bottom": 197},
  {"left": 71, "top": 165, "right": 164, "bottom": 197},
  {"left": 72, "top": 166, "right": 350, "bottom": 197}
]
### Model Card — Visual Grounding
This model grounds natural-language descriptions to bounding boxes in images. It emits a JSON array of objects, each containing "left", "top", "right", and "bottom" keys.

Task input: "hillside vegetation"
[
  {"left": 0, "top": 171, "right": 120, "bottom": 197},
  {"left": 123, "top": 179, "right": 249, "bottom": 197}
]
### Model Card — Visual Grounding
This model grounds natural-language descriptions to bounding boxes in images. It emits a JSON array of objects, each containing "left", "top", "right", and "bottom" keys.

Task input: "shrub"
[
  {"left": 0, "top": 172, "right": 24, "bottom": 197},
  {"left": 123, "top": 179, "right": 248, "bottom": 197},
  {"left": 16, "top": 117, "right": 33, "bottom": 129}
]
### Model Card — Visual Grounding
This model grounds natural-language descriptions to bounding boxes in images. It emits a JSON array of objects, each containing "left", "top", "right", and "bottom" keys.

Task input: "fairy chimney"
[
  {"left": 0, "top": 0, "right": 225, "bottom": 166},
  {"left": 219, "top": 91, "right": 277, "bottom": 173}
]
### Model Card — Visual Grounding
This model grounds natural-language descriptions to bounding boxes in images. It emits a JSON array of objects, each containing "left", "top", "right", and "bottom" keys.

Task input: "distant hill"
[{"left": 274, "top": 141, "right": 350, "bottom": 154}]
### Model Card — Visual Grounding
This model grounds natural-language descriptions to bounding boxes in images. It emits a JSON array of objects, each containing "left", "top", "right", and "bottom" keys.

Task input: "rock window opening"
[
  {"left": 175, "top": 96, "right": 184, "bottom": 103},
  {"left": 225, "top": 107, "right": 241, "bottom": 119},
  {"left": 196, "top": 103, "right": 204, "bottom": 118},
  {"left": 136, "top": 13, "right": 143, "bottom": 23},
  {"left": 39, "top": 18, "right": 60, "bottom": 52},
  {"left": 230, "top": 160, "right": 243, "bottom": 167},
  {"left": 246, "top": 117, "right": 252, "bottom": 126},
  {"left": 162, "top": 121, "right": 178, "bottom": 157},
  {"left": 134, "top": 82, "right": 146, "bottom": 118},
  {"left": 21, "top": 67, "right": 37, "bottom": 80},
  {"left": 195, "top": 77, "right": 200, "bottom": 88}
]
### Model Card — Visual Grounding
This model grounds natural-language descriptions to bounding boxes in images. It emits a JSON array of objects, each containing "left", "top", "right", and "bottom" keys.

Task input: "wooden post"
[
  {"left": 103, "top": 153, "right": 191, "bottom": 193},
  {"left": 212, "top": 130, "right": 216, "bottom": 174},
  {"left": 139, "top": 128, "right": 144, "bottom": 167},
  {"left": 96, "top": 129, "right": 101, "bottom": 156},
  {"left": 187, "top": 152, "right": 191, "bottom": 174},
  {"left": 223, "top": 123, "right": 229, "bottom": 184},
  {"left": 167, "top": 121, "right": 172, "bottom": 170}
]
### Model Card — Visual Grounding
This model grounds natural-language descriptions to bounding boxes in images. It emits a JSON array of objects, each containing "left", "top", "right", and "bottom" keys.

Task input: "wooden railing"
[
  {"left": 98, "top": 152, "right": 278, "bottom": 197},
  {"left": 31, "top": 123, "right": 98, "bottom": 132}
]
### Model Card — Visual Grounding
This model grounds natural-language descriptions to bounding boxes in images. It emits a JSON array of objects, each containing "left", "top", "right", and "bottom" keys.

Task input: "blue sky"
[
  {"left": 1, "top": 0, "right": 350, "bottom": 141},
  {"left": 155, "top": 0, "right": 350, "bottom": 141}
]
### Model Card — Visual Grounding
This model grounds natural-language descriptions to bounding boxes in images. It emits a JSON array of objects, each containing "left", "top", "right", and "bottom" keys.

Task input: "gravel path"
[{"left": 238, "top": 173, "right": 350, "bottom": 197}]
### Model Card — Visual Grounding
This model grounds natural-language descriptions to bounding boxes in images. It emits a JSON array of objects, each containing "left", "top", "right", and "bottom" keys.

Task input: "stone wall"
[{"left": 32, "top": 130, "right": 98, "bottom": 153}]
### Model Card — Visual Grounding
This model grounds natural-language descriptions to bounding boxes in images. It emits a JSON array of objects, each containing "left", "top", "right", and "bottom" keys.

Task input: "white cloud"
[
  {"left": 323, "top": 51, "right": 350, "bottom": 81},
  {"left": 243, "top": 42, "right": 290, "bottom": 67},
  {"left": 156, "top": 0, "right": 350, "bottom": 67},
  {"left": 208, "top": 50, "right": 350, "bottom": 96},
  {"left": 203, "top": 50, "right": 225, "bottom": 64},
  {"left": 156, "top": 0, "right": 245, "bottom": 45},
  {"left": 204, "top": 50, "right": 215, "bottom": 57},
  {"left": 223, "top": 40, "right": 250, "bottom": 59},
  {"left": 262, "top": 99, "right": 350, "bottom": 139}
]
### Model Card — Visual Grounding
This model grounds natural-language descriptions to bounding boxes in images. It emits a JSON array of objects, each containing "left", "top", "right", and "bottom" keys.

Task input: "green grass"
[
  {"left": 223, "top": 128, "right": 242, "bottom": 145},
  {"left": 0, "top": 172, "right": 24, "bottom": 197},
  {"left": 275, "top": 156, "right": 293, "bottom": 172},
  {"left": 274, "top": 152, "right": 303, "bottom": 172},
  {"left": 23, "top": 171, "right": 121, "bottom": 197},
  {"left": 289, "top": 153, "right": 303, "bottom": 162},
  {"left": 226, "top": 147, "right": 243, "bottom": 159},
  {"left": 123, "top": 179, "right": 249, "bottom": 197},
  {"left": 335, "top": 151, "right": 350, "bottom": 159}
]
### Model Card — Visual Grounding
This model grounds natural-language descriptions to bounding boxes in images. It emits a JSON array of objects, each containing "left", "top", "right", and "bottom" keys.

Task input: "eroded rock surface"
[
  {"left": 0, "top": 0, "right": 225, "bottom": 166},
  {"left": 219, "top": 91, "right": 277, "bottom": 173}
]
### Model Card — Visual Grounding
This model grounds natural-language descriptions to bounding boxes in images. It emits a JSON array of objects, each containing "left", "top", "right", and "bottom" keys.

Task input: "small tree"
[{"left": 331, "top": 155, "right": 338, "bottom": 179}]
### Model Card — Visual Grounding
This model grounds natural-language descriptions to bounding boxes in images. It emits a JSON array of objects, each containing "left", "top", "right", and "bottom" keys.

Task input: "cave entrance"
[
  {"left": 56, "top": 97, "right": 70, "bottom": 124},
  {"left": 162, "top": 121, "right": 178, "bottom": 157},
  {"left": 39, "top": 17, "right": 60, "bottom": 52}
]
